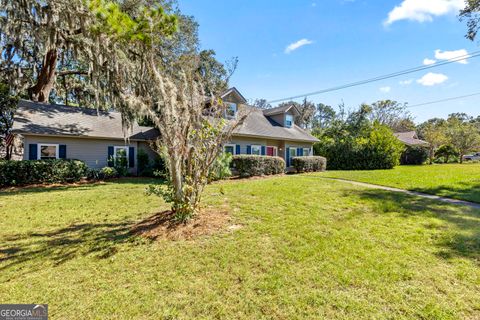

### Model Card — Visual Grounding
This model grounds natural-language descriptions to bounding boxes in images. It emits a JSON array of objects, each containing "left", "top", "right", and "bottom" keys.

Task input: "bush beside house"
[
  {"left": 231, "top": 155, "right": 285, "bottom": 177},
  {"left": 0, "top": 159, "right": 88, "bottom": 186},
  {"left": 292, "top": 156, "right": 327, "bottom": 173},
  {"left": 400, "top": 146, "right": 429, "bottom": 165},
  {"left": 315, "top": 122, "right": 404, "bottom": 170}
]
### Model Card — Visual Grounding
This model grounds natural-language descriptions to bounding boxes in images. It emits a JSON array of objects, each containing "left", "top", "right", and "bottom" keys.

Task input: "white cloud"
[
  {"left": 380, "top": 86, "right": 391, "bottom": 93},
  {"left": 385, "top": 0, "right": 465, "bottom": 25},
  {"left": 423, "top": 58, "right": 436, "bottom": 65},
  {"left": 416, "top": 72, "right": 448, "bottom": 86},
  {"left": 399, "top": 79, "right": 413, "bottom": 85},
  {"left": 435, "top": 49, "right": 470, "bottom": 64},
  {"left": 284, "top": 39, "right": 314, "bottom": 54}
]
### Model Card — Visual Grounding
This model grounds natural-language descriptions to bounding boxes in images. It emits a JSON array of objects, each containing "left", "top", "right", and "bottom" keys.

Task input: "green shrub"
[
  {"left": 401, "top": 146, "right": 429, "bottom": 165},
  {"left": 99, "top": 167, "right": 118, "bottom": 179},
  {"left": 231, "top": 155, "right": 285, "bottom": 177},
  {"left": 292, "top": 156, "right": 327, "bottom": 173},
  {"left": 209, "top": 152, "right": 232, "bottom": 181},
  {"left": 137, "top": 149, "right": 150, "bottom": 174},
  {"left": 114, "top": 149, "right": 129, "bottom": 176},
  {"left": 435, "top": 145, "right": 459, "bottom": 163},
  {"left": 0, "top": 159, "right": 88, "bottom": 187},
  {"left": 315, "top": 122, "right": 404, "bottom": 170}
]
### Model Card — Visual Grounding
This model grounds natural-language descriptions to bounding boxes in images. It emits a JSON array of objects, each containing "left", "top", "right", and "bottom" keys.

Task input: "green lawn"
[
  {"left": 320, "top": 163, "right": 480, "bottom": 203},
  {"left": 1, "top": 177, "right": 480, "bottom": 319}
]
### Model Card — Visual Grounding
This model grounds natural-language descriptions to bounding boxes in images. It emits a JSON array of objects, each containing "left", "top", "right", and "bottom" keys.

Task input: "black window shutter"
[
  {"left": 29, "top": 144, "right": 38, "bottom": 160},
  {"left": 129, "top": 147, "right": 135, "bottom": 168},
  {"left": 107, "top": 146, "right": 114, "bottom": 167},
  {"left": 59, "top": 145, "right": 67, "bottom": 159}
]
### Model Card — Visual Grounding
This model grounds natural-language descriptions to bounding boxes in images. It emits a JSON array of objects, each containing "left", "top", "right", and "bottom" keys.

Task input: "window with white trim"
[
  {"left": 285, "top": 114, "right": 293, "bottom": 128},
  {"left": 225, "top": 103, "right": 237, "bottom": 118},
  {"left": 39, "top": 144, "right": 59, "bottom": 160},
  {"left": 224, "top": 144, "right": 236, "bottom": 155},
  {"left": 289, "top": 147, "right": 297, "bottom": 158},
  {"left": 251, "top": 145, "right": 261, "bottom": 155},
  {"left": 114, "top": 146, "right": 129, "bottom": 166},
  {"left": 303, "top": 148, "right": 310, "bottom": 156}
]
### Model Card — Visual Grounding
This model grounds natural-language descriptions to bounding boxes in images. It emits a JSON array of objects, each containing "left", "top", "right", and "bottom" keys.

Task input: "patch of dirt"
[
  {"left": 131, "top": 208, "right": 234, "bottom": 241},
  {"left": 1, "top": 179, "right": 105, "bottom": 191}
]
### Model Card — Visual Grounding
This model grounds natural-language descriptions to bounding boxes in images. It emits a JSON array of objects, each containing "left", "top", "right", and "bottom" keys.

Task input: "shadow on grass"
[
  {"left": 0, "top": 210, "right": 173, "bottom": 277},
  {"left": 410, "top": 180, "right": 480, "bottom": 204},
  {"left": 347, "top": 188, "right": 480, "bottom": 263}
]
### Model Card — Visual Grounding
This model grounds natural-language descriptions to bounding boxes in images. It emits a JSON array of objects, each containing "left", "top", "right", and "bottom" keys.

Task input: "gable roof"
[
  {"left": 12, "top": 100, "right": 158, "bottom": 141},
  {"left": 221, "top": 87, "right": 247, "bottom": 104},
  {"left": 394, "top": 131, "right": 429, "bottom": 147},
  {"left": 12, "top": 95, "right": 319, "bottom": 144},
  {"left": 263, "top": 104, "right": 300, "bottom": 117},
  {"left": 234, "top": 105, "right": 319, "bottom": 143}
]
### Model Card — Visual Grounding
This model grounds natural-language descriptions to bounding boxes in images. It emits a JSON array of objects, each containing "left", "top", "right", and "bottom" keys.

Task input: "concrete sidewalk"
[{"left": 317, "top": 176, "right": 480, "bottom": 210}]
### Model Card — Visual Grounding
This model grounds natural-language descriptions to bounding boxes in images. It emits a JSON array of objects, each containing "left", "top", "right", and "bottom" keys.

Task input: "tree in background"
[
  {"left": 0, "top": 0, "right": 207, "bottom": 107},
  {"left": 435, "top": 145, "right": 459, "bottom": 164},
  {"left": 197, "top": 49, "right": 238, "bottom": 96},
  {"left": 314, "top": 104, "right": 404, "bottom": 170},
  {"left": 297, "top": 98, "right": 316, "bottom": 129},
  {"left": 0, "top": 83, "right": 19, "bottom": 159},
  {"left": 446, "top": 115, "right": 480, "bottom": 163},
  {"left": 417, "top": 119, "right": 448, "bottom": 164},
  {"left": 252, "top": 98, "right": 272, "bottom": 109},
  {"left": 460, "top": 0, "right": 480, "bottom": 41},
  {"left": 367, "top": 100, "right": 413, "bottom": 132},
  {"left": 311, "top": 103, "right": 337, "bottom": 134}
]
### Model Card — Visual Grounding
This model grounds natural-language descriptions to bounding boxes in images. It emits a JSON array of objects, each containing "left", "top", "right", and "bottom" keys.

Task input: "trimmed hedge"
[
  {"left": 292, "top": 156, "right": 327, "bottom": 173},
  {"left": 0, "top": 159, "right": 88, "bottom": 187},
  {"left": 231, "top": 155, "right": 285, "bottom": 177}
]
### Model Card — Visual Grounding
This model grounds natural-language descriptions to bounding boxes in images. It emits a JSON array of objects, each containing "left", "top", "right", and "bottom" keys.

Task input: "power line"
[
  {"left": 267, "top": 51, "right": 480, "bottom": 103},
  {"left": 406, "top": 91, "right": 480, "bottom": 108}
]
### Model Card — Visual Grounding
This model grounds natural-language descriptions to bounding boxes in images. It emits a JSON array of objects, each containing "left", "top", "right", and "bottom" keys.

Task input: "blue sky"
[{"left": 179, "top": 0, "right": 480, "bottom": 123}]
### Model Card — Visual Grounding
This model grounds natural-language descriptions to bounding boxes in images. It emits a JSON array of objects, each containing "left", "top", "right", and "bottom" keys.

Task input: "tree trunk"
[
  {"left": 29, "top": 49, "right": 58, "bottom": 102},
  {"left": 429, "top": 147, "right": 434, "bottom": 165},
  {"left": 169, "top": 155, "right": 184, "bottom": 208},
  {"left": 460, "top": 154, "right": 464, "bottom": 164}
]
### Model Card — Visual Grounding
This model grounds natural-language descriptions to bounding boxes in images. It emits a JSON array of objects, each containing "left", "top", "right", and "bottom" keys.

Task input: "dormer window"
[
  {"left": 225, "top": 102, "right": 237, "bottom": 119},
  {"left": 285, "top": 114, "right": 293, "bottom": 128}
]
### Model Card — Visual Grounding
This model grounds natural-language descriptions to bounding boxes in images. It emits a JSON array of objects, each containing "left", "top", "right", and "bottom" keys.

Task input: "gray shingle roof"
[
  {"left": 12, "top": 100, "right": 159, "bottom": 141},
  {"left": 394, "top": 131, "right": 429, "bottom": 147},
  {"left": 12, "top": 99, "right": 319, "bottom": 143},
  {"left": 235, "top": 105, "right": 319, "bottom": 143},
  {"left": 262, "top": 104, "right": 300, "bottom": 116}
]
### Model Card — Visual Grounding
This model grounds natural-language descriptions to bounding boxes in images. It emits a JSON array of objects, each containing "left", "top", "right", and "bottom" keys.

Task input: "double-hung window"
[
  {"left": 251, "top": 145, "right": 261, "bottom": 155},
  {"left": 285, "top": 114, "right": 293, "bottom": 128},
  {"left": 39, "top": 144, "right": 59, "bottom": 160},
  {"left": 114, "top": 146, "right": 129, "bottom": 166},
  {"left": 289, "top": 147, "right": 297, "bottom": 158},
  {"left": 224, "top": 144, "right": 236, "bottom": 155},
  {"left": 303, "top": 148, "right": 310, "bottom": 156},
  {"left": 225, "top": 103, "right": 237, "bottom": 119}
]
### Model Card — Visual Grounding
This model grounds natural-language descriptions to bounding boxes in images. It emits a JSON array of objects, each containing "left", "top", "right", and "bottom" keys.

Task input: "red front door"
[{"left": 266, "top": 146, "right": 275, "bottom": 156}]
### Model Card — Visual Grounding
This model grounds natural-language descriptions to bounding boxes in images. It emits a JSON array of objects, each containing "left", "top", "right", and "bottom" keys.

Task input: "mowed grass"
[
  {"left": 1, "top": 177, "right": 480, "bottom": 319},
  {"left": 320, "top": 163, "right": 480, "bottom": 203}
]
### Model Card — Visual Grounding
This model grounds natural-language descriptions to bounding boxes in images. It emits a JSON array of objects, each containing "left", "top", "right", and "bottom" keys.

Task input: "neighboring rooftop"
[
  {"left": 394, "top": 131, "right": 429, "bottom": 147},
  {"left": 12, "top": 100, "right": 159, "bottom": 140}
]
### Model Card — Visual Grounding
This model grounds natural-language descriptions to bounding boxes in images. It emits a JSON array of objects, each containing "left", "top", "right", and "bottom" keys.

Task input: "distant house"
[
  {"left": 11, "top": 88, "right": 319, "bottom": 172},
  {"left": 394, "top": 131, "right": 429, "bottom": 147}
]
